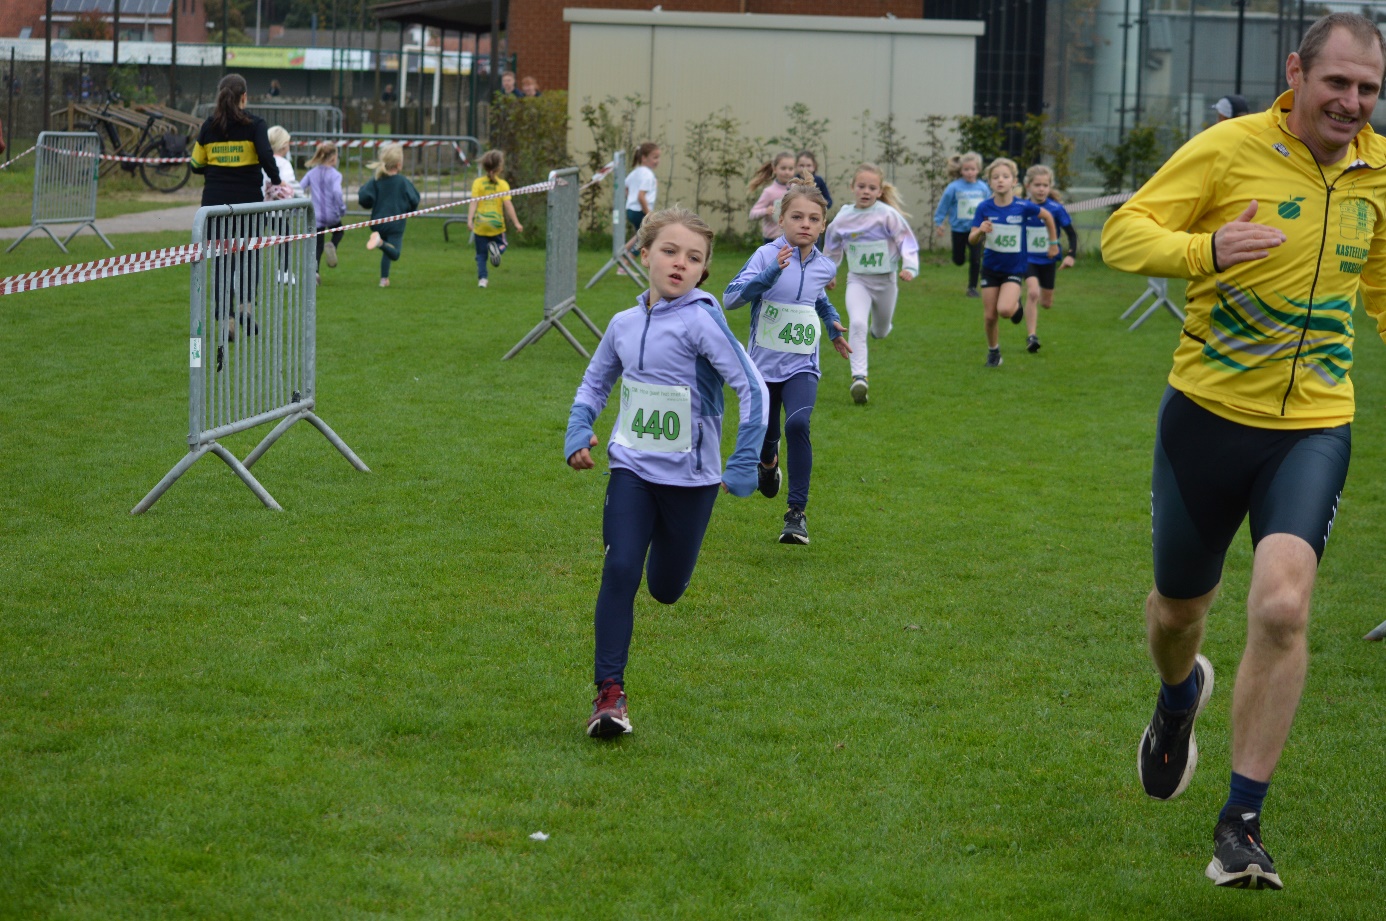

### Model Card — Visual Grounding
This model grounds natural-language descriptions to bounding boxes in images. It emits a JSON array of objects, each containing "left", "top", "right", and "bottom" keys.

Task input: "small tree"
[
  {"left": 767, "top": 102, "right": 832, "bottom": 177},
  {"left": 575, "top": 94, "right": 649, "bottom": 234},
  {"left": 489, "top": 91, "right": 570, "bottom": 237},
  {"left": 913, "top": 114, "right": 953, "bottom": 250},
  {"left": 1008, "top": 113, "right": 1048, "bottom": 170},
  {"left": 1090, "top": 125, "right": 1162, "bottom": 196},
  {"left": 873, "top": 113, "right": 910, "bottom": 185},
  {"left": 1047, "top": 130, "right": 1076, "bottom": 193},
  {"left": 955, "top": 115, "right": 1006, "bottom": 162},
  {"left": 690, "top": 108, "right": 758, "bottom": 240},
  {"left": 69, "top": 11, "right": 109, "bottom": 40}
]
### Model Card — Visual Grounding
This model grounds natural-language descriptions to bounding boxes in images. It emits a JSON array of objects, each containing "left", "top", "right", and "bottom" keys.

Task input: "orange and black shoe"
[
  {"left": 1138, "top": 654, "right": 1214, "bottom": 800},
  {"left": 1206, "top": 812, "right": 1284, "bottom": 890},
  {"left": 587, "top": 679, "right": 632, "bottom": 738}
]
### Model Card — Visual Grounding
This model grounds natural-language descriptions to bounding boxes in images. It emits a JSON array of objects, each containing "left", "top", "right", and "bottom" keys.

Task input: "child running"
[
  {"left": 359, "top": 143, "right": 421, "bottom": 289},
  {"left": 467, "top": 149, "right": 524, "bottom": 288},
  {"left": 725, "top": 179, "right": 851, "bottom": 545},
  {"left": 565, "top": 208, "right": 769, "bottom": 739},
  {"left": 796, "top": 149, "right": 832, "bottom": 210},
  {"left": 1021, "top": 164, "right": 1078, "bottom": 334},
  {"left": 299, "top": 142, "right": 346, "bottom": 284},
  {"left": 823, "top": 162, "right": 919, "bottom": 405},
  {"left": 622, "top": 142, "right": 660, "bottom": 260},
  {"left": 261, "top": 126, "right": 302, "bottom": 199},
  {"left": 968, "top": 157, "right": 1058, "bottom": 367},
  {"left": 748, "top": 151, "right": 798, "bottom": 244},
  {"left": 933, "top": 152, "right": 989, "bottom": 297}
]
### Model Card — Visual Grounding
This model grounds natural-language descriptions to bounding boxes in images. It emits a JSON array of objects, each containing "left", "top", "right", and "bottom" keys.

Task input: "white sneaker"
[
  {"left": 478, "top": 278, "right": 488, "bottom": 288},
  {"left": 324, "top": 240, "right": 338, "bottom": 267},
  {"left": 379, "top": 278, "right": 390, "bottom": 288},
  {"left": 367, "top": 232, "right": 382, "bottom": 251},
  {"left": 850, "top": 376, "right": 869, "bottom": 404}
]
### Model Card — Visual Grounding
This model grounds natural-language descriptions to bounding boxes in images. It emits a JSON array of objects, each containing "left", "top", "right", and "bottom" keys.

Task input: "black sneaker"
[
  {"left": 779, "top": 506, "right": 809, "bottom": 545},
  {"left": 1138, "top": 654, "right": 1214, "bottom": 800},
  {"left": 985, "top": 348, "right": 1003, "bottom": 368},
  {"left": 966, "top": 287, "right": 980, "bottom": 298},
  {"left": 1027, "top": 335, "right": 1042, "bottom": 353},
  {"left": 1206, "top": 813, "right": 1283, "bottom": 890},
  {"left": 587, "top": 679, "right": 631, "bottom": 738},
  {"left": 1010, "top": 307, "right": 1024, "bottom": 325},
  {"left": 758, "top": 461, "right": 781, "bottom": 499},
  {"left": 488, "top": 239, "right": 503, "bottom": 267}
]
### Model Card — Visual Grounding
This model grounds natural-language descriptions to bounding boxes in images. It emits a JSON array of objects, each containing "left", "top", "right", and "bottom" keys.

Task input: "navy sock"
[
  {"left": 1159, "top": 665, "right": 1200, "bottom": 711},
  {"left": 1220, "top": 772, "right": 1270, "bottom": 822}
]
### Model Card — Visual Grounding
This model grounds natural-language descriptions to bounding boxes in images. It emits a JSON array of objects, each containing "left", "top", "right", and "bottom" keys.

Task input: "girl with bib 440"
[
  {"left": 565, "top": 208, "right": 769, "bottom": 739},
  {"left": 725, "top": 180, "right": 851, "bottom": 546},
  {"left": 968, "top": 157, "right": 1058, "bottom": 367},
  {"left": 823, "top": 162, "right": 919, "bottom": 405}
]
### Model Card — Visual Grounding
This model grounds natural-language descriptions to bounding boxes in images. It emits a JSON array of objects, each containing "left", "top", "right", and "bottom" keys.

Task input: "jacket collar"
[{"left": 1273, "top": 88, "right": 1383, "bottom": 171}]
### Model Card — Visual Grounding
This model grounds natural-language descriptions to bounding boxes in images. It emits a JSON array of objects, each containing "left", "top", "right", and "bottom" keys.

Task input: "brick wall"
[
  {"left": 509, "top": 0, "right": 921, "bottom": 93},
  {"left": 0, "top": 0, "right": 46, "bottom": 38}
]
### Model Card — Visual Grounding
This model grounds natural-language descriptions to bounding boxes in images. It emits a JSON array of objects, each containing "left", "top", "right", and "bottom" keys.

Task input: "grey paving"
[{"left": 0, "top": 204, "right": 202, "bottom": 240}]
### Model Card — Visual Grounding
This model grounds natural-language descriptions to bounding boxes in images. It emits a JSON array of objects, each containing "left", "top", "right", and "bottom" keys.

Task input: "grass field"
[{"left": 3, "top": 223, "right": 1386, "bottom": 919}]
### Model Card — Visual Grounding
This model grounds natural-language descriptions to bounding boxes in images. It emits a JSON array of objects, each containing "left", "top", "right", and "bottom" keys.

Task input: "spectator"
[
  {"left": 520, "top": 75, "right": 541, "bottom": 97},
  {"left": 381, "top": 83, "right": 397, "bottom": 104},
  {"left": 269, "top": 79, "right": 282, "bottom": 98},
  {"left": 499, "top": 72, "right": 523, "bottom": 98},
  {"left": 1212, "top": 94, "right": 1249, "bottom": 122}
]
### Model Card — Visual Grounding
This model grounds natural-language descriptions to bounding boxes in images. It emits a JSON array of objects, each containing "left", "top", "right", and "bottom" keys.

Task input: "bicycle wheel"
[{"left": 138, "top": 138, "right": 191, "bottom": 193}]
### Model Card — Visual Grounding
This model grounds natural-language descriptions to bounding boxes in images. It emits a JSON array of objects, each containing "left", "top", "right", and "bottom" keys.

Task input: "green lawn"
[{"left": 2, "top": 226, "right": 1384, "bottom": 919}]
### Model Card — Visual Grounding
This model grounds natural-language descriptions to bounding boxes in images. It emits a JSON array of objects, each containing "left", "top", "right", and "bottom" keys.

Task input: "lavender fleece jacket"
[
  {"left": 723, "top": 241, "right": 843, "bottom": 384},
  {"left": 565, "top": 288, "right": 769, "bottom": 496},
  {"left": 300, "top": 165, "right": 346, "bottom": 227}
]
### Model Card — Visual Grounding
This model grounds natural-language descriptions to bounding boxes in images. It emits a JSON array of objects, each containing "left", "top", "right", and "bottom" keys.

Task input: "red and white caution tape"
[
  {"left": 41, "top": 144, "right": 191, "bottom": 165},
  {"left": 1066, "top": 190, "right": 1135, "bottom": 214},
  {"left": 291, "top": 137, "right": 470, "bottom": 163},
  {"left": 0, "top": 178, "right": 560, "bottom": 297},
  {"left": 581, "top": 160, "right": 615, "bottom": 190},
  {"left": 0, "top": 145, "right": 38, "bottom": 170}
]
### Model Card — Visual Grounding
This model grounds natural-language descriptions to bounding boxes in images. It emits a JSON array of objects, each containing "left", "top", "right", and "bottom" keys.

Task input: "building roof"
[
  {"left": 52, "top": 0, "right": 172, "bottom": 14},
  {"left": 371, "top": 0, "right": 506, "bottom": 33}
]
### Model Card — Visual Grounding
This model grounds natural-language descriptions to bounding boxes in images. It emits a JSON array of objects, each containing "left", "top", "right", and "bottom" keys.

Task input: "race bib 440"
[{"left": 612, "top": 381, "right": 692, "bottom": 453}]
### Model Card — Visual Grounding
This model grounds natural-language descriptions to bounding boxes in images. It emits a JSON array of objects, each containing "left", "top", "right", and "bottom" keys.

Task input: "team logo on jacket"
[
  {"left": 1273, "top": 143, "right": 1291, "bottom": 158},
  {"left": 1339, "top": 198, "right": 1373, "bottom": 240},
  {"left": 1277, "top": 197, "right": 1305, "bottom": 220}
]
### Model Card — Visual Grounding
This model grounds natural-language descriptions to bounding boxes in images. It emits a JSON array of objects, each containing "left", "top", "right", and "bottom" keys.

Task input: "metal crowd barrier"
[
  {"left": 292, "top": 132, "right": 482, "bottom": 221},
  {"left": 504, "top": 167, "right": 603, "bottom": 360},
  {"left": 585, "top": 149, "right": 648, "bottom": 290},
  {"left": 133, "top": 199, "right": 368, "bottom": 514},
  {"left": 6, "top": 131, "right": 113, "bottom": 254},
  {"left": 193, "top": 102, "right": 346, "bottom": 135},
  {"left": 1120, "top": 277, "right": 1185, "bottom": 330}
]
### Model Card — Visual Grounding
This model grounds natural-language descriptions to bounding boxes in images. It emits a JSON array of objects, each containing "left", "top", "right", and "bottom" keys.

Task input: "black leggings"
[
  {"left": 314, "top": 225, "right": 343, "bottom": 268},
  {"left": 1150, "top": 387, "right": 1350, "bottom": 599},
  {"left": 951, "top": 230, "right": 983, "bottom": 289}
]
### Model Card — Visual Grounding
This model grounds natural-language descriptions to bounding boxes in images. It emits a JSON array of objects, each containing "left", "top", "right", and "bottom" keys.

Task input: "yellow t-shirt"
[{"left": 471, "top": 175, "right": 511, "bottom": 237}]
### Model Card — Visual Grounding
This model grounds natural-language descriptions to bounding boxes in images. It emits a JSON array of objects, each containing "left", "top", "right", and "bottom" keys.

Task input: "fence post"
[
  {"left": 133, "top": 198, "right": 369, "bottom": 514},
  {"left": 6, "top": 132, "right": 113, "bottom": 254},
  {"left": 585, "top": 149, "right": 648, "bottom": 290},
  {"left": 503, "top": 167, "right": 604, "bottom": 360}
]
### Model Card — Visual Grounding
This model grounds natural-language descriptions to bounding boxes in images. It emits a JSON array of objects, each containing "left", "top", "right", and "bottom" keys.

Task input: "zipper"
[
  {"left": 695, "top": 422, "right": 704, "bottom": 472},
  {"left": 795, "top": 247, "right": 807, "bottom": 301},
  {"left": 638, "top": 304, "right": 653, "bottom": 370},
  {"left": 1281, "top": 148, "right": 1334, "bottom": 416}
]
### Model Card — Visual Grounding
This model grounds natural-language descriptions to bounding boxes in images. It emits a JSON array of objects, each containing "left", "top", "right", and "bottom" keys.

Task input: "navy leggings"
[
  {"left": 474, "top": 232, "right": 504, "bottom": 279},
  {"left": 377, "top": 228, "right": 404, "bottom": 278},
  {"left": 760, "top": 371, "right": 818, "bottom": 510},
  {"left": 594, "top": 468, "right": 720, "bottom": 686},
  {"left": 952, "top": 230, "right": 983, "bottom": 289}
]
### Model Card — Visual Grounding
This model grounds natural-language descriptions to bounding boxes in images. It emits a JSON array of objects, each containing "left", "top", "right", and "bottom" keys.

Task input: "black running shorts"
[
  {"left": 1150, "top": 387, "right": 1350, "bottom": 599},
  {"left": 1027, "top": 262, "right": 1057, "bottom": 290},
  {"left": 980, "top": 268, "right": 1025, "bottom": 289}
]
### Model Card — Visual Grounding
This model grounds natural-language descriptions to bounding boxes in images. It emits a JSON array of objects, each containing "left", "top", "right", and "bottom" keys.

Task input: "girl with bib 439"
[
  {"left": 725, "top": 180, "right": 851, "bottom": 545},
  {"left": 824, "top": 162, "right": 919, "bottom": 405},
  {"left": 565, "top": 208, "right": 768, "bottom": 739}
]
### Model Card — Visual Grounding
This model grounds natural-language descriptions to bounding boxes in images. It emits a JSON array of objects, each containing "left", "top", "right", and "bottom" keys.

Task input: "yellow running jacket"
[{"left": 1103, "top": 90, "right": 1386, "bottom": 429}]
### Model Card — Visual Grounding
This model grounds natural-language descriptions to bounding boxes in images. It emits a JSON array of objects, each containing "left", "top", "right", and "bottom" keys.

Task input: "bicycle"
[{"left": 77, "top": 92, "right": 193, "bottom": 194}]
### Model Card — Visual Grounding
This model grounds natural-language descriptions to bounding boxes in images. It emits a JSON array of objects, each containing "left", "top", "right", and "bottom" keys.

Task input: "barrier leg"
[
  {"left": 209, "top": 442, "right": 283, "bottom": 510},
  {"left": 241, "top": 413, "right": 300, "bottom": 469},
  {"left": 61, "top": 221, "right": 115, "bottom": 251},
  {"left": 132, "top": 441, "right": 282, "bottom": 513},
  {"left": 6, "top": 224, "right": 67, "bottom": 254}
]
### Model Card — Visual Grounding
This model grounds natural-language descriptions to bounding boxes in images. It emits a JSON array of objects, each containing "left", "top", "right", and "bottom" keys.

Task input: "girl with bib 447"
[
  {"left": 565, "top": 208, "right": 768, "bottom": 739},
  {"left": 725, "top": 180, "right": 851, "bottom": 546}
]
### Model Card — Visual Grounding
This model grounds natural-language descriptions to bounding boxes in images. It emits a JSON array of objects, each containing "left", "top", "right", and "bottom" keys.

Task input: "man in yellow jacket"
[{"left": 1103, "top": 12, "right": 1386, "bottom": 891}]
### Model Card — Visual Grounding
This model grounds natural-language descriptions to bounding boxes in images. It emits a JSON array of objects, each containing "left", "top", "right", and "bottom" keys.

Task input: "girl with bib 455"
[
  {"left": 725, "top": 180, "right": 851, "bottom": 546},
  {"left": 565, "top": 208, "right": 769, "bottom": 739}
]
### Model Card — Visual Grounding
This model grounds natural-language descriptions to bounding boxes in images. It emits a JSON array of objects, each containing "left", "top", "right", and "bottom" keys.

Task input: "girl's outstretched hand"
[
  {"left": 568, "top": 435, "right": 599, "bottom": 470},
  {"left": 899, "top": 269, "right": 915, "bottom": 282},
  {"left": 831, "top": 322, "right": 852, "bottom": 359},
  {"left": 776, "top": 244, "right": 793, "bottom": 270}
]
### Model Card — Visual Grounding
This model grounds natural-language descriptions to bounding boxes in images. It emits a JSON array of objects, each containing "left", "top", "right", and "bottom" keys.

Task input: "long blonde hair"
[
  {"left": 367, "top": 142, "right": 404, "bottom": 180},
  {"left": 1024, "top": 163, "right": 1062, "bottom": 202},
  {"left": 747, "top": 151, "right": 797, "bottom": 196},
  {"left": 305, "top": 141, "right": 337, "bottom": 168},
  {"left": 852, "top": 162, "right": 911, "bottom": 221}
]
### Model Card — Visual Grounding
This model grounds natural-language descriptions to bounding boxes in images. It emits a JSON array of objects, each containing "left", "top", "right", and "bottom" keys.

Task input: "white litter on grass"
[{"left": 529, "top": 831, "right": 549, "bottom": 841}]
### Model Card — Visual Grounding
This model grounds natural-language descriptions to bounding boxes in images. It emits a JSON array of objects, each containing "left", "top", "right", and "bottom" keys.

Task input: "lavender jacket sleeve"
[
  {"left": 814, "top": 294, "right": 843, "bottom": 340},
  {"left": 564, "top": 327, "right": 623, "bottom": 461},
  {"left": 693, "top": 304, "right": 769, "bottom": 497},
  {"left": 723, "top": 248, "right": 779, "bottom": 310},
  {"left": 888, "top": 208, "right": 921, "bottom": 275}
]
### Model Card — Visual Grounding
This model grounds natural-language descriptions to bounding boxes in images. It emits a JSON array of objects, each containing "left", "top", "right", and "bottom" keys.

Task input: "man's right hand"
[{"left": 1212, "top": 200, "right": 1286, "bottom": 269}]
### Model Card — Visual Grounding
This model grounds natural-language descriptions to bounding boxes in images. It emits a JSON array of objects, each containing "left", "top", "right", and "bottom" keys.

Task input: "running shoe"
[
  {"left": 850, "top": 375, "right": 869, "bottom": 405},
  {"left": 367, "top": 231, "right": 382, "bottom": 251},
  {"left": 1206, "top": 812, "right": 1283, "bottom": 890},
  {"left": 758, "top": 461, "right": 781, "bottom": 499},
  {"left": 1010, "top": 308, "right": 1024, "bottom": 324},
  {"left": 488, "top": 239, "right": 503, "bottom": 267},
  {"left": 324, "top": 240, "right": 338, "bottom": 268},
  {"left": 780, "top": 507, "right": 809, "bottom": 545},
  {"left": 966, "top": 287, "right": 980, "bottom": 298},
  {"left": 1138, "top": 654, "right": 1214, "bottom": 800},
  {"left": 479, "top": 278, "right": 488, "bottom": 288},
  {"left": 985, "top": 348, "right": 1002, "bottom": 368},
  {"left": 379, "top": 278, "right": 390, "bottom": 288},
  {"left": 1027, "top": 335, "right": 1042, "bottom": 353},
  {"left": 588, "top": 680, "right": 631, "bottom": 738}
]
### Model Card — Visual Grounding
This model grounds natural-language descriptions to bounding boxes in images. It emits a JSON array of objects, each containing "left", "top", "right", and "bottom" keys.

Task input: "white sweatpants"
[{"left": 845, "top": 272, "right": 898, "bottom": 378}]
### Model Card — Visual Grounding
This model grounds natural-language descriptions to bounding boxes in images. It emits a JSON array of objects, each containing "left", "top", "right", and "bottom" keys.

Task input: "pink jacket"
[{"left": 749, "top": 180, "right": 789, "bottom": 241}]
